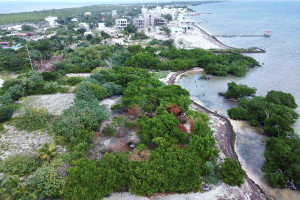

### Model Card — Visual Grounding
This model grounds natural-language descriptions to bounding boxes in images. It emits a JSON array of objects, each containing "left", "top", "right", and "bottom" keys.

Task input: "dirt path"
[{"left": 167, "top": 70, "right": 270, "bottom": 200}]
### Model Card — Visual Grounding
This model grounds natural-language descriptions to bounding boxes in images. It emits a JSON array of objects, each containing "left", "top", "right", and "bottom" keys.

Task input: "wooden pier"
[{"left": 213, "top": 34, "right": 270, "bottom": 38}]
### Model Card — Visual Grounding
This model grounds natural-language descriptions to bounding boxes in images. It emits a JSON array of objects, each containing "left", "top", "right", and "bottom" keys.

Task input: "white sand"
[
  {"left": 0, "top": 125, "right": 55, "bottom": 160},
  {"left": 14, "top": 93, "right": 75, "bottom": 117},
  {"left": 172, "top": 28, "right": 219, "bottom": 49},
  {"left": 66, "top": 73, "right": 91, "bottom": 78},
  {"left": 0, "top": 78, "right": 3, "bottom": 87}
]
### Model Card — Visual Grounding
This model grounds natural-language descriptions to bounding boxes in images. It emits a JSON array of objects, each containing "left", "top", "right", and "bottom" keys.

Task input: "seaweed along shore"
[{"left": 166, "top": 69, "right": 270, "bottom": 200}]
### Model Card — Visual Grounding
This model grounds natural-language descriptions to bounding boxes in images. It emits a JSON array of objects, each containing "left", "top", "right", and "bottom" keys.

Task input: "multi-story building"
[
  {"left": 154, "top": 18, "right": 166, "bottom": 26},
  {"left": 133, "top": 16, "right": 145, "bottom": 29},
  {"left": 115, "top": 19, "right": 128, "bottom": 30}
]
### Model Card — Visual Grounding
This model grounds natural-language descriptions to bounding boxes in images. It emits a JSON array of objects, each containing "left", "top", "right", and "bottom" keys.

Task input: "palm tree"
[
  {"left": 0, "top": 175, "right": 37, "bottom": 200},
  {"left": 38, "top": 142, "right": 58, "bottom": 163}
]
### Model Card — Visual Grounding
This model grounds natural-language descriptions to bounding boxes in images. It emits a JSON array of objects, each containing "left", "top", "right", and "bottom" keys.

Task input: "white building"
[
  {"left": 115, "top": 19, "right": 128, "bottom": 30},
  {"left": 84, "top": 31, "right": 95, "bottom": 37},
  {"left": 71, "top": 18, "right": 78, "bottom": 22},
  {"left": 45, "top": 16, "right": 58, "bottom": 27},
  {"left": 171, "top": 27, "right": 184, "bottom": 34},
  {"left": 112, "top": 10, "right": 118, "bottom": 17},
  {"left": 141, "top": 6, "right": 187, "bottom": 27},
  {"left": 4, "top": 25, "right": 22, "bottom": 31},
  {"left": 97, "top": 23, "right": 106, "bottom": 30},
  {"left": 133, "top": 16, "right": 145, "bottom": 29},
  {"left": 78, "top": 23, "right": 90, "bottom": 29}
]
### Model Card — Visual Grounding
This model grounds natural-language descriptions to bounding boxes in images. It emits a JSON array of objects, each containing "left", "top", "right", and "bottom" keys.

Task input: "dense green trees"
[
  {"left": 0, "top": 154, "right": 41, "bottom": 176},
  {"left": 220, "top": 158, "right": 246, "bottom": 187},
  {"left": 0, "top": 71, "right": 68, "bottom": 104},
  {"left": 220, "top": 82, "right": 257, "bottom": 99},
  {"left": 262, "top": 136, "right": 300, "bottom": 188},
  {"left": 0, "top": 105, "right": 15, "bottom": 123},
  {"left": 56, "top": 45, "right": 111, "bottom": 73},
  {"left": 0, "top": 48, "right": 30, "bottom": 72},
  {"left": 228, "top": 92, "right": 298, "bottom": 136},
  {"left": 64, "top": 154, "right": 130, "bottom": 200},
  {"left": 15, "top": 108, "right": 52, "bottom": 132},
  {"left": 158, "top": 48, "right": 259, "bottom": 76},
  {"left": 55, "top": 100, "right": 108, "bottom": 148},
  {"left": 137, "top": 112, "right": 187, "bottom": 144},
  {"left": 125, "top": 52, "right": 161, "bottom": 70},
  {"left": 124, "top": 23, "right": 137, "bottom": 34},
  {"left": 266, "top": 90, "right": 297, "bottom": 109},
  {"left": 226, "top": 86, "right": 299, "bottom": 189},
  {"left": 28, "top": 166, "right": 65, "bottom": 199}
]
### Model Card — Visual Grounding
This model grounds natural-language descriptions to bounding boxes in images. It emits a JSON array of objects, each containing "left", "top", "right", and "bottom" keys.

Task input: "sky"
[{"left": 1, "top": 0, "right": 300, "bottom": 2}]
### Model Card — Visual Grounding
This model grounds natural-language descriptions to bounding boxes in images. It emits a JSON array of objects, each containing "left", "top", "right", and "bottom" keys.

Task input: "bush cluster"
[
  {"left": 15, "top": 108, "right": 52, "bottom": 132},
  {"left": 0, "top": 153, "right": 42, "bottom": 176}
]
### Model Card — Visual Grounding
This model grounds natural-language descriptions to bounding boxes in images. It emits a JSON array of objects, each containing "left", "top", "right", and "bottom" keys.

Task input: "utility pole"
[{"left": 25, "top": 43, "right": 33, "bottom": 71}]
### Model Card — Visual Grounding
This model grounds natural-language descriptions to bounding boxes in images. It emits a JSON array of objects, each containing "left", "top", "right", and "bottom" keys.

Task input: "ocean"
[{"left": 178, "top": 1, "right": 300, "bottom": 199}]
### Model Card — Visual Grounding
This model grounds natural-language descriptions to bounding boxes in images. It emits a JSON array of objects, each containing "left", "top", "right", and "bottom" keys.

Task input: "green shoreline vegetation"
[{"left": 221, "top": 82, "right": 299, "bottom": 188}]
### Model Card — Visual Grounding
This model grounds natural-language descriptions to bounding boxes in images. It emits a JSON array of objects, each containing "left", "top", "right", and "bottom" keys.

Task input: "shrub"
[
  {"left": 266, "top": 90, "right": 297, "bottom": 109},
  {"left": 87, "top": 83, "right": 108, "bottom": 100},
  {"left": 220, "top": 158, "right": 245, "bottom": 187},
  {"left": 204, "top": 63, "right": 228, "bottom": 76},
  {"left": 55, "top": 100, "right": 109, "bottom": 146},
  {"left": 227, "top": 107, "right": 248, "bottom": 120},
  {"left": 41, "top": 71, "right": 61, "bottom": 81},
  {"left": 103, "top": 124, "right": 115, "bottom": 137},
  {"left": 0, "top": 105, "right": 15, "bottom": 123},
  {"left": 221, "top": 82, "right": 256, "bottom": 99},
  {"left": 0, "top": 92, "right": 13, "bottom": 104},
  {"left": 0, "top": 153, "right": 42, "bottom": 176},
  {"left": 75, "top": 82, "right": 108, "bottom": 101},
  {"left": 66, "top": 77, "right": 85, "bottom": 86},
  {"left": 101, "top": 82, "right": 123, "bottom": 96},
  {"left": 15, "top": 108, "right": 52, "bottom": 132},
  {"left": 262, "top": 137, "right": 300, "bottom": 188},
  {"left": 203, "top": 161, "right": 220, "bottom": 185},
  {"left": 7, "top": 84, "right": 25, "bottom": 101},
  {"left": 0, "top": 175, "right": 37, "bottom": 200},
  {"left": 28, "top": 166, "right": 65, "bottom": 199}
]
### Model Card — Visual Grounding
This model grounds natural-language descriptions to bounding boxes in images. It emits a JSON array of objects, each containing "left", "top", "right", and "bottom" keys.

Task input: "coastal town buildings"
[
  {"left": 84, "top": 12, "right": 92, "bottom": 16},
  {"left": 3, "top": 25, "right": 22, "bottom": 31},
  {"left": 78, "top": 23, "right": 90, "bottom": 29},
  {"left": 115, "top": 19, "right": 128, "bottom": 30},
  {"left": 133, "top": 16, "right": 145, "bottom": 29},
  {"left": 112, "top": 10, "right": 118, "bottom": 17},
  {"left": 45, "top": 16, "right": 58, "bottom": 27},
  {"left": 0, "top": 42, "right": 9, "bottom": 48},
  {"left": 97, "top": 23, "right": 106, "bottom": 30},
  {"left": 71, "top": 18, "right": 78, "bottom": 22},
  {"left": 84, "top": 31, "right": 95, "bottom": 37}
]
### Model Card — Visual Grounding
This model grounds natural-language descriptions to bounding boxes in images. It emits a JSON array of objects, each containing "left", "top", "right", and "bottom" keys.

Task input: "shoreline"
[
  {"left": 166, "top": 68, "right": 270, "bottom": 200},
  {"left": 184, "top": 12, "right": 266, "bottom": 53}
]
